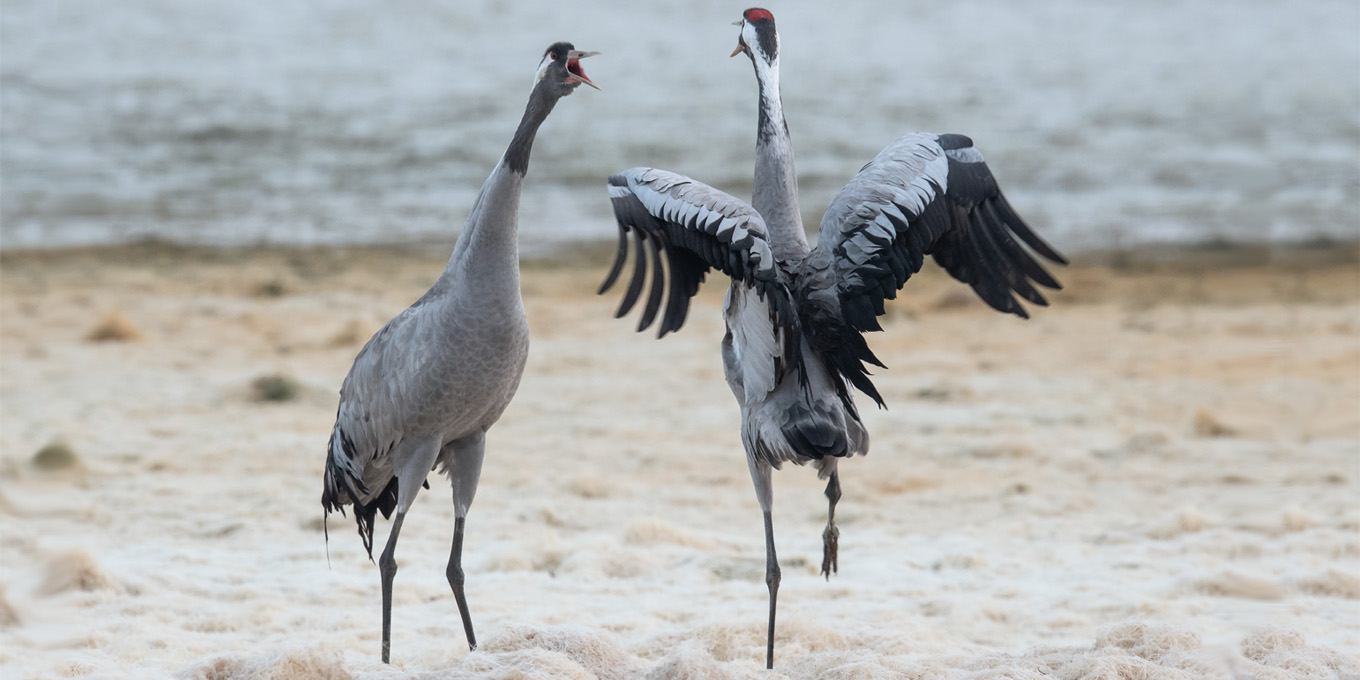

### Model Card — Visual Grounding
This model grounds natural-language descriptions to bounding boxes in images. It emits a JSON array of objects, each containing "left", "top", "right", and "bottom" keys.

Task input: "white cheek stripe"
[{"left": 533, "top": 55, "right": 552, "bottom": 88}]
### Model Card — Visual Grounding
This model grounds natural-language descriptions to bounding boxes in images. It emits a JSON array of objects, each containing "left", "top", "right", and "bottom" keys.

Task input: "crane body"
[{"left": 322, "top": 43, "right": 599, "bottom": 664}]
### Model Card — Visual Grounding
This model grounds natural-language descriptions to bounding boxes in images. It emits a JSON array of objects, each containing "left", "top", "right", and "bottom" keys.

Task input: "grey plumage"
[
  {"left": 321, "top": 42, "right": 598, "bottom": 664},
  {"left": 600, "top": 9, "right": 1066, "bottom": 670}
]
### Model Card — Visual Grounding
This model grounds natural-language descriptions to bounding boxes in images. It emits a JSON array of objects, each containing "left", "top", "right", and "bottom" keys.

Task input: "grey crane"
[
  {"left": 321, "top": 42, "right": 599, "bottom": 664},
  {"left": 599, "top": 9, "right": 1066, "bottom": 669}
]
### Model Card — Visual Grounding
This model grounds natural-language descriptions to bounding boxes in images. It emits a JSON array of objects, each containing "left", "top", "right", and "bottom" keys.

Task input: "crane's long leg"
[
  {"left": 746, "top": 455, "right": 779, "bottom": 669},
  {"left": 444, "top": 433, "right": 486, "bottom": 653},
  {"left": 447, "top": 517, "right": 476, "bottom": 650},
  {"left": 379, "top": 435, "right": 441, "bottom": 664},
  {"left": 821, "top": 471, "right": 841, "bottom": 579},
  {"left": 762, "top": 508, "right": 781, "bottom": 670},
  {"left": 379, "top": 511, "right": 407, "bottom": 664}
]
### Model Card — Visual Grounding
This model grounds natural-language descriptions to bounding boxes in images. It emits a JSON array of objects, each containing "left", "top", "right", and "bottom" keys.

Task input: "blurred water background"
[{"left": 2, "top": 0, "right": 1357, "bottom": 254}]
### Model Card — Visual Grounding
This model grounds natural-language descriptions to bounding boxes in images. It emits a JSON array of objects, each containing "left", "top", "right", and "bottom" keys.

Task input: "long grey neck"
[
  {"left": 445, "top": 86, "right": 558, "bottom": 281},
  {"left": 750, "top": 58, "right": 809, "bottom": 260}
]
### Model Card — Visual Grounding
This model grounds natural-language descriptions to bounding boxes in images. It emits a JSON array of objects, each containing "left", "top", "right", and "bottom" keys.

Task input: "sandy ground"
[{"left": 0, "top": 243, "right": 1357, "bottom": 679}]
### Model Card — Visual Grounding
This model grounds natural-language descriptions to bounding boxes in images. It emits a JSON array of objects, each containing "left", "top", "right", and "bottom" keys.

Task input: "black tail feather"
[
  {"left": 353, "top": 478, "right": 398, "bottom": 561},
  {"left": 798, "top": 292, "right": 886, "bottom": 413},
  {"left": 764, "top": 281, "right": 807, "bottom": 391},
  {"left": 322, "top": 425, "right": 398, "bottom": 562},
  {"left": 780, "top": 403, "right": 851, "bottom": 460}
]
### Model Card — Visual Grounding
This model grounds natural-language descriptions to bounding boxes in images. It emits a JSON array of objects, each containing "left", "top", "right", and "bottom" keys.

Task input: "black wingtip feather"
[
  {"left": 961, "top": 208, "right": 1029, "bottom": 317},
  {"left": 603, "top": 171, "right": 754, "bottom": 343},
  {"left": 637, "top": 236, "right": 667, "bottom": 332},
  {"left": 806, "top": 134, "right": 1072, "bottom": 414},
  {"left": 971, "top": 202, "right": 1045, "bottom": 301},
  {"left": 995, "top": 194, "right": 1068, "bottom": 266},
  {"left": 598, "top": 222, "right": 630, "bottom": 295},
  {"left": 616, "top": 230, "right": 649, "bottom": 319}
]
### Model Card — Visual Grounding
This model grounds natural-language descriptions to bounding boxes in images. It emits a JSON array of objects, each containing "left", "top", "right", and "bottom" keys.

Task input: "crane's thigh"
[{"left": 443, "top": 433, "right": 486, "bottom": 517}]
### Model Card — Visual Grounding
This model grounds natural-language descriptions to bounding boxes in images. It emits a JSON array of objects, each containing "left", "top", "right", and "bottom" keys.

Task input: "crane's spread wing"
[
  {"left": 807, "top": 132, "right": 1067, "bottom": 406},
  {"left": 601, "top": 167, "right": 792, "bottom": 337},
  {"left": 601, "top": 167, "right": 804, "bottom": 389}
]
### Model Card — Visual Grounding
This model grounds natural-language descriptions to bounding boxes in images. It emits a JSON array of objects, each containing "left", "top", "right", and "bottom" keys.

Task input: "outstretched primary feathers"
[
  {"left": 599, "top": 8, "right": 1067, "bottom": 670},
  {"left": 604, "top": 131, "right": 1064, "bottom": 412}
]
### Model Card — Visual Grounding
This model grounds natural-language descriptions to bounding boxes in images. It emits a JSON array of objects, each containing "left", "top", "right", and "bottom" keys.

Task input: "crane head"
[
  {"left": 730, "top": 8, "right": 778, "bottom": 66},
  {"left": 536, "top": 42, "right": 601, "bottom": 95}
]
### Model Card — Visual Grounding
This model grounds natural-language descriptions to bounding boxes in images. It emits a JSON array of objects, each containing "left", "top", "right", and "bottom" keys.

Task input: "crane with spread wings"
[{"left": 599, "top": 9, "right": 1066, "bottom": 670}]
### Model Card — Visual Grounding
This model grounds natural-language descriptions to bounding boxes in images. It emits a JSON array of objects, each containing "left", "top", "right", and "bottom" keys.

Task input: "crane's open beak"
[
  {"left": 731, "top": 19, "right": 747, "bottom": 57},
  {"left": 565, "top": 50, "right": 601, "bottom": 90}
]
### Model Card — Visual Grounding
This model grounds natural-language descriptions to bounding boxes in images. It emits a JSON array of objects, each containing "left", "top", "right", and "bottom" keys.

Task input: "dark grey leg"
[
  {"left": 446, "top": 516, "right": 477, "bottom": 651},
  {"left": 379, "top": 511, "right": 407, "bottom": 664},
  {"left": 763, "top": 509, "right": 781, "bottom": 670},
  {"left": 444, "top": 433, "right": 484, "bottom": 652},
  {"left": 821, "top": 472, "right": 842, "bottom": 579}
]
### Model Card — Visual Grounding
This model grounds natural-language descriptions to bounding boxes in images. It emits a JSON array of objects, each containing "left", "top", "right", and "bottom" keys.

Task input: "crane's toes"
[{"left": 821, "top": 523, "right": 839, "bottom": 580}]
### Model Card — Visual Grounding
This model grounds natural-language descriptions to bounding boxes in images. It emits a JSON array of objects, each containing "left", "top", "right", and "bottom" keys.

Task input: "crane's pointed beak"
[
  {"left": 565, "top": 50, "right": 602, "bottom": 90},
  {"left": 731, "top": 18, "right": 746, "bottom": 57}
]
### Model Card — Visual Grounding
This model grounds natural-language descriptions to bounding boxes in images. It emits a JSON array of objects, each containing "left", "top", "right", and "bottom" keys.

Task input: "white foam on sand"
[
  {"left": 1, "top": 257, "right": 1357, "bottom": 678},
  {"left": 156, "top": 621, "right": 1360, "bottom": 680}
]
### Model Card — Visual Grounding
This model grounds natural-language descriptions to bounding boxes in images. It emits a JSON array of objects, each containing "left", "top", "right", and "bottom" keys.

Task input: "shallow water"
[{"left": 2, "top": 0, "right": 1357, "bottom": 252}]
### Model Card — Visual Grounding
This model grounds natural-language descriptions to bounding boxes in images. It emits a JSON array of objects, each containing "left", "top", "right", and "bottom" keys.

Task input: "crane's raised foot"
[
  {"left": 821, "top": 472, "right": 842, "bottom": 579},
  {"left": 821, "top": 522, "right": 839, "bottom": 579}
]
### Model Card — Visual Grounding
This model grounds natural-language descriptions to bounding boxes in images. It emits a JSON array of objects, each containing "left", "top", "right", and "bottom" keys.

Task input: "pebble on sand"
[
  {"left": 85, "top": 310, "right": 144, "bottom": 342},
  {"left": 0, "top": 589, "right": 18, "bottom": 628},
  {"left": 1192, "top": 409, "right": 1237, "bottom": 437},
  {"left": 250, "top": 374, "right": 302, "bottom": 402},
  {"left": 38, "top": 549, "right": 112, "bottom": 596},
  {"left": 1281, "top": 506, "right": 1313, "bottom": 532},
  {"left": 30, "top": 441, "right": 80, "bottom": 471}
]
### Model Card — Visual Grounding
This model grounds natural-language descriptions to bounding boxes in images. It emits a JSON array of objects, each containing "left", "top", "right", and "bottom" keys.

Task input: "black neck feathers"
[
  {"left": 751, "top": 20, "right": 778, "bottom": 63},
  {"left": 504, "top": 85, "right": 559, "bottom": 175},
  {"left": 753, "top": 64, "right": 787, "bottom": 145}
]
